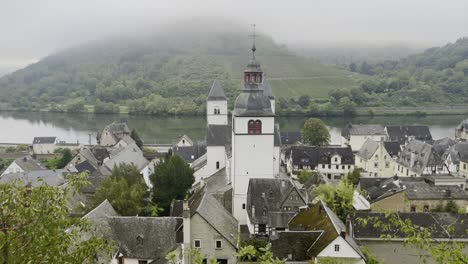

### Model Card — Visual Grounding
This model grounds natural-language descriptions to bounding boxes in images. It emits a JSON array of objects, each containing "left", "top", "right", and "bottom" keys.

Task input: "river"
[{"left": 0, "top": 111, "right": 466, "bottom": 145}]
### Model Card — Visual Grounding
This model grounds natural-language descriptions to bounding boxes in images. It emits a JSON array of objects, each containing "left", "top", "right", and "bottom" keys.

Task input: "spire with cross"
[{"left": 249, "top": 24, "right": 258, "bottom": 59}]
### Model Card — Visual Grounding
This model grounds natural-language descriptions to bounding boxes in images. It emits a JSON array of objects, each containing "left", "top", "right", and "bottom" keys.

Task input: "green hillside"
[{"left": 0, "top": 24, "right": 357, "bottom": 115}]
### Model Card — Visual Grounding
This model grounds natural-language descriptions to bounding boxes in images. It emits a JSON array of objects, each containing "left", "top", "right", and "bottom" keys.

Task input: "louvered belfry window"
[{"left": 248, "top": 119, "right": 262, "bottom": 134}]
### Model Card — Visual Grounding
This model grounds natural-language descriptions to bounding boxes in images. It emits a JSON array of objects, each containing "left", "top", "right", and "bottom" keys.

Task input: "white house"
[
  {"left": 341, "top": 124, "right": 386, "bottom": 151},
  {"left": 98, "top": 122, "right": 131, "bottom": 147},
  {"left": 355, "top": 139, "right": 400, "bottom": 177},
  {"left": 32, "top": 137, "right": 59, "bottom": 154},
  {"left": 1, "top": 155, "right": 45, "bottom": 177}
]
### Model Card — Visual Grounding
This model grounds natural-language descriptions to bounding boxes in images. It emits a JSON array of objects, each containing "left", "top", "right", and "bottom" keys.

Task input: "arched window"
[
  {"left": 248, "top": 119, "right": 262, "bottom": 134},
  {"left": 245, "top": 74, "right": 250, "bottom": 83},
  {"left": 213, "top": 108, "right": 220, "bottom": 115}
]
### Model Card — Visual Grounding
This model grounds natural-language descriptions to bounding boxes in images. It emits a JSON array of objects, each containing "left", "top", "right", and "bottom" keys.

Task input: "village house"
[
  {"left": 341, "top": 124, "right": 387, "bottom": 151},
  {"left": 280, "top": 131, "right": 302, "bottom": 145},
  {"left": 284, "top": 145, "right": 355, "bottom": 180},
  {"left": 288, "top": 201, "right": 366, "bottom": 264},
  {"left": 66, "top": 146, "right": 109, "bottom": 174},
  {"left": 394, "top": 139, "right": 448, "bottom": 177},
  {"left": 355, "top": 139, "right": 400, "bottom": 177},
  {"left": 1, "top": 155, "right": 45, "bottom": 177},
  {"left": 175, "top": 134, "right": 194, "bottom": 147},
  {"left": 442, "top": 141, "right": 468, "bottom": 175},
  {"left": 0, "top": 169, "right": 66, "bottom": 187},
  {"left": 32, "top": 136, "right": 59, "bottom": 154},
  {"left": 246, "top": 178, "right": 308, "bottom": 236},
  {"left": 455, "top": 118, "right": 468, "bottom": 141},
  {"left": 97, "top": 122, "right": 131, "bottom": 147},
  {"left": 352, "top": 211, "right": 468, "bottom": 263},
  {"left": 173, "top": 141, "right": 207, "bottom": 165},
  {"left": 385, "top": 125, "right": 432, "bottom": 146},
  {"left": 359, "top": 176, "right": 468, "bottom": 213}
]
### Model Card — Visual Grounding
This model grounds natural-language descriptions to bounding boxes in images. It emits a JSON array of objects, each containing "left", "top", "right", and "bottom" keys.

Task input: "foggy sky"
[{"left": 1, "top": 0, "right": 468, "bottom": 66}]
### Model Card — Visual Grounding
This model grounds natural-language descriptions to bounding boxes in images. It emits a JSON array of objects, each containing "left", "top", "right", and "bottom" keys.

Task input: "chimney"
[
  {"left": 182, "top": 200, "right": 191, "bottom": 264},
  {"left": 340, "top": 230, "right": 346, "bottom": 239},
  {"left": 345, "top": 214, "right": 351, "bottom": 237}
]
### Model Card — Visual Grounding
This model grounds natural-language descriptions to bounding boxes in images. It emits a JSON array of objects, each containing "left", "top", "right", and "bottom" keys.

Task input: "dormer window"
[{"left": 248, "top": 120, "right": 262, "bottom": 134}]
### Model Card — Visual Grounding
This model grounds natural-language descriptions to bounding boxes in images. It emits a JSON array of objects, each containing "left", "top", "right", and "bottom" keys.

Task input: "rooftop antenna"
[{"left": 249, "top": 24, "right": 258, "bottom": 59}]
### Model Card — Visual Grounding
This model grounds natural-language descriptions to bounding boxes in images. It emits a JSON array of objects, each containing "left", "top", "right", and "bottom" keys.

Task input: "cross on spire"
[{"left": 249, "top": 24, "right": 258, "bottom": 58}]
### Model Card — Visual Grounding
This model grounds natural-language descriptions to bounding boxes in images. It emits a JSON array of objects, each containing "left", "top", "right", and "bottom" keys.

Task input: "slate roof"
[
  {"left": 341, "top": 124, "right": 385, "bottom": 139},
  {"left": 396, "top": 139, "right": 443, "bottom": 174},
  {"left": 105, "top": 122, "right": 131, "bottom": 135},
  {"left": 384, "top": 141, "right": 401, "bottom": 157},
  {"left": 206, "top": 125, "right": 231, "bottom": 146},
  {"left": 352, "top": 212, "right": 468, "bottom": 240},
  {"left": 289, "top": 145, "right": 354, "bottom": 167},
  {"left": 433, "top": 137, "right": 457, "bottom": 158},
  {"left": 356, "top": 139, "right": 379, "bottom": 160},
  {"left": 289, "top": 201, "right": 365, "bottom": 260},
  {"left": 104, "top": 143, "right": 149, "bottom": 171},
  {"left": 280, "top": 131, "right": 302, "bottom": 145},
  {"left": 75, "top": 160, "right": 96, "bottom": 173},
  {"left": 234, "top": 82, "right": 274, "bottom": 117},
  {"left": 270, "top": 231, "right": 322, "bottom": 261},
  {"left": 33, "top": 136, "right": 57, "bottom": 144},
  {"left": 359, "top": 176, "right": 468, "bottom": 202},
  {"left": 106, "top": 217, "right": 182, "bottom": 261},
  {"left": 246, "top": 178, "right": 307, "bottom": 228},
  {"left": 173, "top": 142, "right": 207, "bottom": 163},
  {"left": 443, "top": 142, "right": 468, "bottom": 164},
  {"left": 386, "top": 125, "right": 432, "bottom": 145},
  {"left": 263, "top": 79, "right": 275, "bottom": 99},
  {"left": 83, "top": 200, "right": 119, "bottom": 237},
  {"left": 0, "top": 170, "right": 66, "bottom": 187},
  {"left": 188, "top": 190, "right": 238, "bottom": 247},
  {"left": 13, "top": 155, "right": 45, "bottom": 172},
  {"left": 207, "top": 79, "right": 227, "bottom": 101}
]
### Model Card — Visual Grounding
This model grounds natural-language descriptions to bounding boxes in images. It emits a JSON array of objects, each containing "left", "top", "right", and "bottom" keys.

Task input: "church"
[{"left": 193, "top": 41, "right": 281, "bottom": 224}]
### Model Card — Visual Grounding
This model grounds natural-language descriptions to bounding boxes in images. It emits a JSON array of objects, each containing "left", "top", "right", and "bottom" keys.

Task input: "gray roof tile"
[{"left": 207, "top": 79, "right": 227, "bottom": 101}]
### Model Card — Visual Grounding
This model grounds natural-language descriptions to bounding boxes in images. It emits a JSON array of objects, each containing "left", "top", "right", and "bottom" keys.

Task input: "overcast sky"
[{"left": 1, "top": 0, "right": 468, "bottom": 66}]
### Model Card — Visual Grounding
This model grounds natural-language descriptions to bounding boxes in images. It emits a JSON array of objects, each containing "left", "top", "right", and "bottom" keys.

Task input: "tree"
[
  {"left": 57, "top": 148, "right": 73, "bottom": 169},
  {"left": 346, "top": 169, "right": 361, "bottom": 186},
  {"left": 131, "top": 128, "right": 144, "bottom": 148},
  {"left": 314, "top": 177, "right": 354, "bottom": 221},
  {"left": 444, "top": 200, "right": 459, "bottom": 214},
  {"left": 151, "top": 155, "right": 194, "bottom": 214},
  {"left": 301, "top": 118, "right": 330, "bottom": 146},
  {"left": 0, "top": 172, "right": 109, "bottom": 263},
  {"left": 297, "top": 170, "right": 314, "bottom": 184},
  {"left": 91, "top": 164, "right": 159, "bottom": 216},
  {"left": 339, "top": 96, "right": 356, "bottom": 116},
  {"left": 297, "top": 95, "right": 310, "bottom": 108}
]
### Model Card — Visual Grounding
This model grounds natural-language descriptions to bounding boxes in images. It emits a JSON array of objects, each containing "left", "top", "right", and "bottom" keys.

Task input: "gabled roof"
[
  {"left": 396, "top": 139, "right": 443, "bottom": 174},
  {"left": 342, "top": 124, "right": 385, "bottom": 139},
  {"left": 289, "top": 145, "right": 354, "bottom": 166},
  {"left": 353, "top": 212, "right": 468, "bottom": 240},
  {"left": 270, "top": 231, "right": 322, "bottom": 261},
  {"left": 386, "top": 125, "right": 432, "bottom": 145},
  {"left": 384, "top": 141, "right": 401, "bottom": 157},
  {"left": 356, "top": 139, "right": 379, "bottom": 160},
  {"left": 207, "top": 79, "right": 227, "bottom": 101},
  {"left": 0, "top": 170, "right": 66, "bottom": 187},
  {"left": 106, "top": 216, "right": 182, "bottom": 260},
  {"left": 75, "top": 160, "right": 97, "bottom": 173},
  {"left": 13, "top": 155, "right": 45, "bottom": 172},
  {"left": 33, "top": 137, "right": 57, "bottom": 144},
  {"left": 104, "top": 122, "right": 131, "bottom": 135},
  {"left": 188, "top": 190, "right": 238, "bottom": 247},
  {"left": 206, "top": 124, "right": 231, "bottom": 146},
  {"left": 288, "top": 201, "right": 365, "bottom": 260},
  {"left": 104, "top": 143, "right": 149, "bottom": 171},
  {"left": 443, "top": 142, "right": 468, "bottom": 164},
  {"left": 247, "top": 178, "right": 307, "bottom": 227},
  {"left": 433, "top": 137, "right": 457, "bottom": 157},
  {"left": 173, "top": 142, "right": 207, "bottom": 163}
]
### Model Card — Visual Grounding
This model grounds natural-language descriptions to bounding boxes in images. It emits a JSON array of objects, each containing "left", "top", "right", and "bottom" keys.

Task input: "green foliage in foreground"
[
  {"left": 235, "top": 243, "right": 286, "bottom": 263},
  {"left": 91, "top": 164, "right": 161, "bottom": 216},
  {"left": 314, "top": 177, "right": 355, "bottom": 221},
  {"left": 0, "top": 172, "right": 109, "bottom": 263}
]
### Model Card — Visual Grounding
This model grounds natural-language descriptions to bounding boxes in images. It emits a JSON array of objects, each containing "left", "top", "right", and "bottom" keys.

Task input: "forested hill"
[
  {"left": 0, "top": 24, "right": 355, "bottom": 115},
  {"left": 339, "top": 37, "right": 468, "bottom": 107}
]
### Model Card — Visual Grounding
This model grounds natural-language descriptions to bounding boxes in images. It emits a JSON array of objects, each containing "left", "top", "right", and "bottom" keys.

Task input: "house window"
[
  {"left": 215, "top": 240, "right": 222, "bottom": 249},
  {"left": 248, "top": 120, "right": 262, "bottom": 134},
  {"left": 410, "top": 205, "right": 416, "bottom": 212},
  {"left": 385, "top": 162, "right": 390, "bottom": 168},
  {"left": 334, "top": 244, "right": 340, "bottom": 252},
  {"left": 348, "top": 165, "right": 351, "bottom": 169},
  {"left": 375, "top": 155, "right": 379, "bottom": 159},
  {"left": 336, "top": 165, "right": 339, "bottom": 169},
  {"left": 328, "top": 165, "right": 331, "bottom": 169},
  {"left": 216, "top": 161, "right": 220, "bottom": 169},
  {"left": 258, "top": 224, "right": 267, "bottom": 233},
  {"left": 334, "top": 157, "right": 338, "bottom": 162},
  {"left": 322, "top": 164, "right": 325, "bottom": 169},
  {"left": 464, "top": 164, "right": 467, "bottom": 170},
  {"left": 423, "top": 205, "right": 429, "bottom": 212},
  {"left": 342, "top": 165, "right": 345, "bottom": 169},
  {"left": 117, "top": 257, "right": 124, "bottom": 264},
  {"left": 138, "top": 261, "right": 148, "bottom": 264},
  {"left": 374, "top": 163, "right": 378, "bottom": 168},
  {"left": 194, "top": 239, "right": 201, "bottom": 248},
  {"left": 242, "top": 204, "right": 246, "bottom": 209}
]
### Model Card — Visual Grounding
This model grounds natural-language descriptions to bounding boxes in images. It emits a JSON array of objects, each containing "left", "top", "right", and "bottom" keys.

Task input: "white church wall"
[
  {"left": 273, "top": 146, "right": 280, "bottom": 177},
  {"left": 207, "top": 101, "right": 228, "bottom": 125},
  {"left": 234, "top": 117, "right": 274, "bottom": 134}
]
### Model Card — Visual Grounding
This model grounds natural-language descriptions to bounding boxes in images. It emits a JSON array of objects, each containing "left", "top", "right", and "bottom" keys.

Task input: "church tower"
[
  {"left": 207, "top": 79, "right": 228, "bottom": 125},
  {"left": 231, "top": 40, "right": 276, "bottom": 224}
]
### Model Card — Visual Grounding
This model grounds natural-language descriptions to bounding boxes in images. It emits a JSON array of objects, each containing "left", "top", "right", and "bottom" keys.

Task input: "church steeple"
[{"left": 244, "top": 24, "right": 263, "bottom": 85}]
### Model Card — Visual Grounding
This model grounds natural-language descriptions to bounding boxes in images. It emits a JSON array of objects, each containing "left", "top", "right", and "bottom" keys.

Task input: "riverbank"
[{"left": 3, "top": 104, "right": 468, "bottom": 117}]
